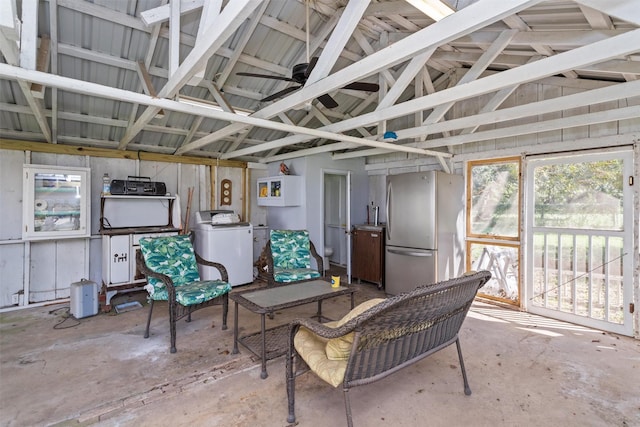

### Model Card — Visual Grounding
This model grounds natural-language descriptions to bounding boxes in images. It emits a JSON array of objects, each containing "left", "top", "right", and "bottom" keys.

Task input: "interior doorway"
[{"left": 322, "top": 170, "right": 352, "bottom": 282}]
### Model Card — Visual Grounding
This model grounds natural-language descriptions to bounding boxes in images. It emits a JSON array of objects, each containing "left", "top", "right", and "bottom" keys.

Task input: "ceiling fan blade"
[
  {"left": 342, "top": 82, "right": 380, "bottom": 92},
  {"left": 317, "top": 93, "right": 338, "bottom": 109},
  {"left": 305, "top": 56, "right": 319, "bottom": 77},
  {"left": 261, "top": 85, "right": 302, "bottom": 102},
  {"left": 236, "top": 72, "right": 296, "bottom": 83}
]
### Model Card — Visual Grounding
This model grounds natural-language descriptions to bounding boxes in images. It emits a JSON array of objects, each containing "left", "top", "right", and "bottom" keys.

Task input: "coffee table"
[{"left": 230, "top": 280, "right": 356, "bottom": 379}]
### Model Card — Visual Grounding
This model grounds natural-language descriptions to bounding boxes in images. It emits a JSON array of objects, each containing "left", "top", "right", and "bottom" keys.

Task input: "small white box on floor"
[{"left": 70, "top": 279, "right": 99, "bottom": 319}]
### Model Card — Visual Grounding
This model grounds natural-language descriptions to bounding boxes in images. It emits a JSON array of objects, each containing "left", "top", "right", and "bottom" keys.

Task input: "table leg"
[
  {"left": 232, "top": 301, "right": 239, "bottom": 355},
  {"left": 316, "top": 300, "right": 323, "bottom": 320},
  {"left": 260, "top": 313, "right": 268, "bottom": 379}
]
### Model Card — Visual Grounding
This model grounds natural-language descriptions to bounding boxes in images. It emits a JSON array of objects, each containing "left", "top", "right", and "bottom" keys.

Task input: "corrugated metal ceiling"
[{"left": 0, "top": 0, "right": 639, "bottom": 164}]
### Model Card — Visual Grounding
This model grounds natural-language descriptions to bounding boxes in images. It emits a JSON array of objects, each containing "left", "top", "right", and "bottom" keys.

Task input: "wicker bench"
[{"left": 285, "top": 270, "right": 492, "bottom": 426}]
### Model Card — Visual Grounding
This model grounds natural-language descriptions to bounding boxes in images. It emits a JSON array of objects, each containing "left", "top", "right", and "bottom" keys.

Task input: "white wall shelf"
[
  {"left": 100, "top": 194, "right": 176, "bottom": 231},
  {"left": 257, "top": 175, "right": 302, "bottom": 207},
  {"left": 22, "top": 164, "right": 91, "bottom": 241}
]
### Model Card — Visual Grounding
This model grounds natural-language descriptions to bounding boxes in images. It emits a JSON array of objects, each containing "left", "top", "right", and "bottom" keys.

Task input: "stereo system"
[{"left": 110, "top": 176, "right": 167, "bottom": 196}]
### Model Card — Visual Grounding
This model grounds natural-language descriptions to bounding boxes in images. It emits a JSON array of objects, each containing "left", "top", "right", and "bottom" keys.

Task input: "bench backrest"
[{"left": 343, "top": 271, "right": 492, "bottom": 387}]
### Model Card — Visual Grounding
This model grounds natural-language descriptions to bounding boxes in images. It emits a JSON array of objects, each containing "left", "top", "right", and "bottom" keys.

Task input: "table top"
[{"left": 231, "top": 280, "right": 355, "bottom": 313}]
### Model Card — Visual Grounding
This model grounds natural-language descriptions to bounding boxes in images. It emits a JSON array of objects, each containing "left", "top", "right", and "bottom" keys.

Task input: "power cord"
[{"left": 48, "top": 306, "right": 81, "bottom": 329}]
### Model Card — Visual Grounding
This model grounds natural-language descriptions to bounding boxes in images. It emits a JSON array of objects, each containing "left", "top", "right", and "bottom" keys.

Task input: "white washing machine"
[{"left": 193, "top": 210, "right": 253, "bottom": 286}]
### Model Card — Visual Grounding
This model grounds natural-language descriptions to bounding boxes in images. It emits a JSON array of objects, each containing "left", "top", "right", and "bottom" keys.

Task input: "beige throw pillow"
[{"left": 325, "top": 298, "right": 385, "bottom": 361}]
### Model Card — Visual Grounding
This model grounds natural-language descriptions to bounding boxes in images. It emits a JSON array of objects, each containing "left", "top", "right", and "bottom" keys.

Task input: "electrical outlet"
[{"left": 11, "top": 293, "right": 20, "bottom": 305}]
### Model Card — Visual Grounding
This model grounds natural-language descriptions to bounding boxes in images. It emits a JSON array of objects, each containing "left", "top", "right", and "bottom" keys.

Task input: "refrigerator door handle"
[
  {"left": 387, "top": 248, "right": 434, "bottom": 257},
  {"left": 386, "top": 181, "right": 392, "bottom": 239}
]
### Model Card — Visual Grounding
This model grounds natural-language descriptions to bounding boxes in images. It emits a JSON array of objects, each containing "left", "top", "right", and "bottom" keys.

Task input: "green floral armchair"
[
  {"left": 265, "top": 229, "right": 324, "bottom": 287},
  {"left": 137, "top": 234, "right": 232, "bottom": 353}
]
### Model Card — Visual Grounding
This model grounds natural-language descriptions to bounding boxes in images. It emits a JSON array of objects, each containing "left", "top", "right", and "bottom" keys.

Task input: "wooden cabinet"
[
  {"left": 257, "top": 175, "right": 302, "bottom": 206},
  {"left": 352, "top": 225, "right": 385, "bottom": 289}
]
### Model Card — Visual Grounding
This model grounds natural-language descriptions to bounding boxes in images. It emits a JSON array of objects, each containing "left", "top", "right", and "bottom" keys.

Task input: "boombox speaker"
[{"left": 110, "top": 176, "right": 166, "bottom": 196}]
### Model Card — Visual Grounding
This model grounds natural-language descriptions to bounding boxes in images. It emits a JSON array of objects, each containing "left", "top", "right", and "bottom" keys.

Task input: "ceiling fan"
[
  {"left": 236, "top": 1, "right": 379, "bottom": 108},
  {"left": 237, "top": 57, "right": 379, "bottom": 108}
]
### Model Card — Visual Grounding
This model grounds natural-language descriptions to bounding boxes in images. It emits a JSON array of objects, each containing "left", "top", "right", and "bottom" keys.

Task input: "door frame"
[
  {"left": 523, "top": 148, "right": 635, "bottom": 336},
  {"left": 321, "top": 169, "right": 352, "bottom": 282},
  {"left": 466, "top": 156, "right": 522, "bottom": 306}
]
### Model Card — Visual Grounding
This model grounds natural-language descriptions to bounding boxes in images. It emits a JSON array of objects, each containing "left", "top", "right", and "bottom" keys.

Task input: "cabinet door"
[
  {"left": 353, "top": 229, "right": 383, "bottom": 284},
  {"left": 353, "top": 230, "right": 370, "bottom": 280},
  {"left": 365, "top": 231, "right": 382, "bottom": 282},
  {"left": 108, "top": 235, "right": 131, "bottom": 284},
  {"left": 23, "top": 165, "right": 90, "bottom": 240},
  {"left": 371, "top": 231, "right": 383, "bottom": 282}
]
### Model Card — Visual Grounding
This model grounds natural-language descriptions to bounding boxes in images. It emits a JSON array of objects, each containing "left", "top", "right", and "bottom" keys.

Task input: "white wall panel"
[
  {"left": 561, "top": 86, "right": 590, "bottom": 141},
  {"left": 29, "top": 241, "right": 57, "bottom": 302},
  {"left": 249, "top": 168, "right": 268, "bottom": 226},
  {"left": 514, "top": 84, "right": 538, "bottom": 148},
  {"left": 139, "top": 161, "right": 178, "bottom": 196},
  {"left": 590, "top": 100, "right": 620, "bottom": 138},
  {"left": 88, "top": 237, "right": 102, "bottom": 290},
  {"left": 537, "top": 84, "right": 563, "bottom": 144},
  {"left": 0, "top": 150, "right": 24, "bottom": 240},
  {"left": 0, "top": 243, "right": 25, "bottom": 307},
  {"left": 618, "top": 96, "right": 640, "bottom": 134},
  {"left": 55, "top": 239, "right": 87, "bottom": 299},
  {"left": 32, "top": 152, "right": 85, "bottom": 168},
  {"left": 176, "top": 163, "right": 201, "bottom": 230}
]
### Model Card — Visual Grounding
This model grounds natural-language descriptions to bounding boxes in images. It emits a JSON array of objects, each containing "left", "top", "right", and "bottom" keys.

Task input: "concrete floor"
[{"left": 1, "top": 276, "right": 639, "bottom": 427}]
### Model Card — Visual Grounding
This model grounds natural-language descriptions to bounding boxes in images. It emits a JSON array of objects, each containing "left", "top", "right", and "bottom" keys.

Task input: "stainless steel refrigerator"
[{"left": 385, "top": 171, "right": 464, "bottom": 295}]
